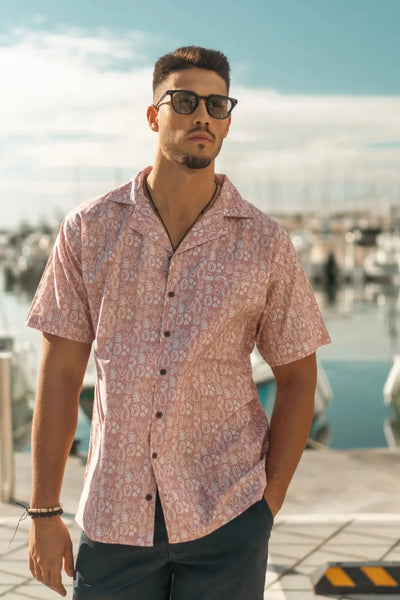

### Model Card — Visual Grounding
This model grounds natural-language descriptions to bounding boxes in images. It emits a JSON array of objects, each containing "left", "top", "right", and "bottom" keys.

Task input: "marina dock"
[
  {"left": 2, "top": 216, "right": 400, "bottom": 598},
  {"left": 1, "top": 448, "right": 399, "bottom": 599}
]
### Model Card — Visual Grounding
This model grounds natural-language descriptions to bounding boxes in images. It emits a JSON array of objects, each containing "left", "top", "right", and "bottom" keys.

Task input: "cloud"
[
  {"left": 1, "top": 26, "right": 400, "bottom": 226},
  {"left": 1, "top": 27, "right": 154, "bottom": 137}
]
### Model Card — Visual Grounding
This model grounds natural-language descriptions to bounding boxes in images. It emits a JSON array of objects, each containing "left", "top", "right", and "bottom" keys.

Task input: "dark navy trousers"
[{"left": 73, "top": 493, "right": 273, "bottom": 600}]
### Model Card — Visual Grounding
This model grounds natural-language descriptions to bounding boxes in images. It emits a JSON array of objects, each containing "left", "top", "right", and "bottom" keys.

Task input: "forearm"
[
  {"left": 264, "top": 353, "right": 317, "bottom": 514},
  {"left": 31, "top": 373, "right": 81, "bottom": 507},
  {"left": 30, "top": 333, "right": 90, "bottom": 507},
  {"left": 29, "top": 374, "right": 79, "bottom": 600},
  {"left": 265, "top": 386, "right": 314, "bottom": 509},
  {"left": 28, "top": 334, "right": 90, "bottom": 596}
]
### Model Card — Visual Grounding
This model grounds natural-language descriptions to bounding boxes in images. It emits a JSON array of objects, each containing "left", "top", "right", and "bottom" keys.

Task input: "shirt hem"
[
  {"left": 25, "top": 316, "right": 94, "bottom": 345},
  {"left": 265, "top": 335, "right": 331, "bottom": 368}
]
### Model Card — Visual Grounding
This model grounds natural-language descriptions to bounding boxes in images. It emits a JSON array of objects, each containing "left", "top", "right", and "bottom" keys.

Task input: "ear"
[
  {"left": 147, "top": 105, "right": 159, "bottom": 132},
  {"left": 222, "top": 115, "right": 231, "bottom": 139}
]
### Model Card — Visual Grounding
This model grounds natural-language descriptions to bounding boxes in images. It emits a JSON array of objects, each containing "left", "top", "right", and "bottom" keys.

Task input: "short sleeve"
[
  {"left": 255, "top": 225, "right": 330, "bottom": 367},
  {"left": 25, "top": 213, "right": 95, "bottom": 344}
]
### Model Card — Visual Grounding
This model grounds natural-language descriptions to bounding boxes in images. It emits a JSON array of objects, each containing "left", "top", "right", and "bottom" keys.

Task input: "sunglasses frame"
[{"left": 154, "top": 89, "right": 238, "bottom": 120}]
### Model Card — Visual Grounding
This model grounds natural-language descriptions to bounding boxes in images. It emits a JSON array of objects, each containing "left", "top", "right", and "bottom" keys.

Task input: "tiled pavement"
[
  {"left": 1, "top": 450, "right": 400, "bottom": 599},
  {"left": 2, "top": 511, "right": 400, "bottom": 599},
  {"left": 266, "top": 515, "right": 400, "bottom": 600}
]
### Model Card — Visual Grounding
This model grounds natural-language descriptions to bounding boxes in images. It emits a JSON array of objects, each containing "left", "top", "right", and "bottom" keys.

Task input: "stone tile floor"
[
  {"left": 2, "top": 450, "right": 400, "bottom": 598},
  {"left": 1, "top": 510, "right": 399, "bottom": 599},
  {"left": 266, "top": 515, "right": 400, "bottom": 599}
]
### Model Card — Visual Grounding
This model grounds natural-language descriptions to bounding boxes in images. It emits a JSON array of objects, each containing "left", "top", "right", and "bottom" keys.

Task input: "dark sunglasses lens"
[
  {"left": 171, "top": 91, "right": 198, "bottom": 114},
  {"left": 206, "top": 96, "right": 232, "bottom": 118}
]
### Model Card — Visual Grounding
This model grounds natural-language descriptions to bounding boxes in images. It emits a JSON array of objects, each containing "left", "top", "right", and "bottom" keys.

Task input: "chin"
[{"left": 180, "top": 154, "right": 213, "bottom": 170}]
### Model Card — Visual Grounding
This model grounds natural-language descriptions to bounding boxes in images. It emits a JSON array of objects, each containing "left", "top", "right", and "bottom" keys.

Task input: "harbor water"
[{"left": 1, "top": 271, "right": 399, "bottom": 451}]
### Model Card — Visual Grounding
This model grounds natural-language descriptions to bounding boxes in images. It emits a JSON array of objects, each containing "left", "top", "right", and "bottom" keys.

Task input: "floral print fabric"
[{"left": 26, "top": 167, "right": 330, "bottom": 546}]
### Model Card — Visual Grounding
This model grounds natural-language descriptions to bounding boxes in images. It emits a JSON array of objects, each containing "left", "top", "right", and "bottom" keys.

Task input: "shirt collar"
[
  {"left": 106, "top": 167, "right": 254, "bottom": 253},
  {"left": 215, "top": 174, "right": 254, "bottom": 219},
  {"left": 107, "top": 167, "right": 253, "bottom": 217}
]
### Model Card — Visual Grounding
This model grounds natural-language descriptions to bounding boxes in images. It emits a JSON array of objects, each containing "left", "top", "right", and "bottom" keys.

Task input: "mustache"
[{"left": 186, "top": 126, "right": 216, "bottom": 140}]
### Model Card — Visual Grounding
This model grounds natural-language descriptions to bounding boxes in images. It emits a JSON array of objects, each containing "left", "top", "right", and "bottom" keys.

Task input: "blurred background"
[{"left": 1, "top": 0, "right": 400, "bottom": 454}]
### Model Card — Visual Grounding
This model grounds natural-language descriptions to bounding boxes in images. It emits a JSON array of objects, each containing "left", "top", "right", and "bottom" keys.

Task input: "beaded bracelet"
[
  {"left": 27, "top": 505, "right": 63, "bottom": 519},
  {"left": 8, "top": 503, "right": 63, "bottom": 549}
]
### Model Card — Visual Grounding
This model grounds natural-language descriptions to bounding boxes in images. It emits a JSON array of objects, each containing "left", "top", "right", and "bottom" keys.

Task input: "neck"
[{"left": 146, "top": 158, "right": 217, "bottom": 218}]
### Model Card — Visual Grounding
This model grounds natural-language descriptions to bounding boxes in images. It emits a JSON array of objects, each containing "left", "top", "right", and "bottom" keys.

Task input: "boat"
[
  {"left": 363, "top": 233, "right": 400, "bottom": 283},
  {"left": 383, "top": 356, "right": 400, "bottom": 409},
  {"left": 0, "top": 335, "right": 36, "bottom": 448},
  {"left": 383, "top": 355, "right": 400, "bottom": 448},
  {"left": 383, "top": 355, "right": 400, "bottom": 414},
  {"left": 383, "top": 416, "right": 400, "bottom": 448},
  {"left": 3, "top": 232, "right": 54, "bottom": 292}
]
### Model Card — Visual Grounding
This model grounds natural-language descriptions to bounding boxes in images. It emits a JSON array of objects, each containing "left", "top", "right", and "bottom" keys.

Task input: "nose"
[{"left": 191, "top": 98, "right": 210, "bottom": 126}]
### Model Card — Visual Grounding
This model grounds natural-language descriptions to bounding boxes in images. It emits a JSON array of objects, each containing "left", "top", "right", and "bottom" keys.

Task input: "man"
[{"left": 27, "top": 46, "right": 330, "bottom": 599}]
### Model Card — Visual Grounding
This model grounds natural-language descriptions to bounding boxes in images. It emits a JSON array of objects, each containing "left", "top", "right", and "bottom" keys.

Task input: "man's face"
[{"left": 148, "top": 67, "right": 231, "bottom": 170}]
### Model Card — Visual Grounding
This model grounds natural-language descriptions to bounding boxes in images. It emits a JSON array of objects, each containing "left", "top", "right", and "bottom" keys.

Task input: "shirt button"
[
  {"left": 168, "top": 291, "right": 175, "bottom": 297},
  {"left": 156, "top": 411, "right": 163, "bottom": 418},
  {"left": 145, "top": 494, "right": 152, "bottom": 501},
  {"left": 159, "top": 368, "right": 167, "bottom": 375},
  {"left": 164, "top": 331, "right": 171, "bottom": 337},
  {"left": 152, "top": 452, "right": 158, "bottom": 459}
]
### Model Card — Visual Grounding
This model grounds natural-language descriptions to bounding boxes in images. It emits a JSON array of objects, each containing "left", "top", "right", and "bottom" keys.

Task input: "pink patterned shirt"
[{"left": 26, "top": 167, "right": 330, "bottom": 546}]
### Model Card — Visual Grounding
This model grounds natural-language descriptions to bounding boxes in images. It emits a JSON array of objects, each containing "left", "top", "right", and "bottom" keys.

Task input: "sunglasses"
[{"left": 154, "top": 90, "right": 238, "bottom": 120}]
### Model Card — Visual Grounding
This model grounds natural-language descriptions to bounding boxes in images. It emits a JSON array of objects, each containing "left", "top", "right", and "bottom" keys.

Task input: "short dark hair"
[{"left": 153, "top": 46, "right": 231, "bottom": 96}]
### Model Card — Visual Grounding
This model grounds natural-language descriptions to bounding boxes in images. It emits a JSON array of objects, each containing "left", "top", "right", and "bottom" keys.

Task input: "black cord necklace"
[{"left": 144, "top": 177, "right": 218, "bottom": 250}]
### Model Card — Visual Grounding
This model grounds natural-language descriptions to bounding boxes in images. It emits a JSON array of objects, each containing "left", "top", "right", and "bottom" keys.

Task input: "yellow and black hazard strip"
[{"left": 312, "top": 562, "right": 400, "bottom": 594}]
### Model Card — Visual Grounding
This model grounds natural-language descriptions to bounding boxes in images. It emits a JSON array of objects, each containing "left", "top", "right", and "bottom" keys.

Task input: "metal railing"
[{"left": 0, "top": 352, "right": 15, "bottom": 502}]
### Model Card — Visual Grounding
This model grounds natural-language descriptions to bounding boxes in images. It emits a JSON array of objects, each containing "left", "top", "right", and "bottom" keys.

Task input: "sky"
[{"left": 1, "top": 0, "right": 400, "bottom": 228}]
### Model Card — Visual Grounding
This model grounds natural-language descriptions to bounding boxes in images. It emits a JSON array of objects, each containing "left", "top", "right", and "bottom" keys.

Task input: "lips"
[{"left": 187, "top": 134, "right": 213, "bottom": 142}]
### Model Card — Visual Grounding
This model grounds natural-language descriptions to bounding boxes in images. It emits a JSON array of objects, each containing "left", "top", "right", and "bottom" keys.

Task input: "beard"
[
  {"left": 161, "top": 131, "right": 224, "bottom": 170},
  {"left": 177, "top": 138, "right": 224, "bottom": 170},
  {"left": 179, "top": 153, "right": 213, "bottom": 169}
]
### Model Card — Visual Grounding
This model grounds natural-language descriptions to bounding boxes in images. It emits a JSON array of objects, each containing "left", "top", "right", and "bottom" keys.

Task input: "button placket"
[
  {"left": 151, "top": 255, "right": 177, "bottom": 439},
  {"left": 156, "top": 257, "right": 177, "bottom": 384}
]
